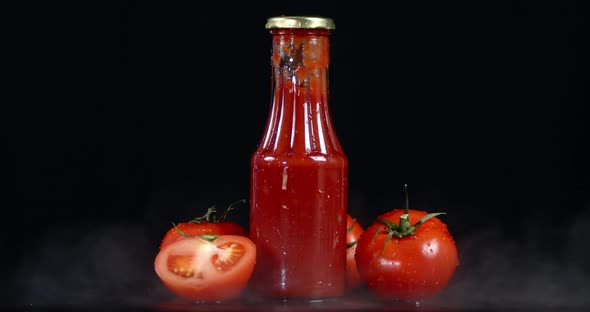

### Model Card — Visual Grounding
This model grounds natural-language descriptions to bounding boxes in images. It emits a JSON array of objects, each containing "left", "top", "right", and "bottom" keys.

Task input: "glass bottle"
[{"left": 249, "top": 16, "right": 348, "bottom": 300}]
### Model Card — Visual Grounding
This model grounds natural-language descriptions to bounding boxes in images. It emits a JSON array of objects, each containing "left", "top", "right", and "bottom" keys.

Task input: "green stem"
[
  {"left": 199, "top": 234, "right": 219, "bottom": 242},
  {"left": 219, "top": 199, "right": 246, "bottom": 222},
  {"left": 172, "top": 223, "right": 219, "bottom": 242},
  {"left": 404, "top": 183, "right": 409, "bottom": 214},
  {"left": 376, "top": 184, "right": 446, "bottom": 240},
  {"left": 172, "top": 222, "right": 190, "bottom": 237},
  {"left": 191, "top": 206, "right": 218, "bottom": 223}
]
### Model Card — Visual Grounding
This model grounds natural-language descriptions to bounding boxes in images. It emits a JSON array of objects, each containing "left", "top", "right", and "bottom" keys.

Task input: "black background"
[{"left": 10, "top": 0, "right": 589, "bottom": 310}]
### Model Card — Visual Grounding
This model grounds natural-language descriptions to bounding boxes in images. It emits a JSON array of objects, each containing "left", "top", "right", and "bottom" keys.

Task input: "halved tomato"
[{"left": 154, "top": 235, "right": 256, "bottom": 302}]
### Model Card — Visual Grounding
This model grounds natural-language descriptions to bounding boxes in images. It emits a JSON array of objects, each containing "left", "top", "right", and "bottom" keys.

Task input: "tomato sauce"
[{"left": 250, "top": 18, "right": 348, "bottom": 299}]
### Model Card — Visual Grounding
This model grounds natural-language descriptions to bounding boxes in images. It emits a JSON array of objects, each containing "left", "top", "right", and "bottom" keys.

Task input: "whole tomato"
[
  {"left": 355, "top": 195, "right": 459, "bottom": 301},
  {"left": 160, "top": 200, "right": 249, "bottom": 250},
  {"left": 346, "top": 214, "right": 364, "bottom": 291}
]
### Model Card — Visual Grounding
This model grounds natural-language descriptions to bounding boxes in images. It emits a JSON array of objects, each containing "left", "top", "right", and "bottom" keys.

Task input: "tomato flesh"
[
  {"left": 155, "top": 235, "right": 256, "bottom": 302},
  {"left": 211, "top": 242, "right": 246, "bottom": 271}
]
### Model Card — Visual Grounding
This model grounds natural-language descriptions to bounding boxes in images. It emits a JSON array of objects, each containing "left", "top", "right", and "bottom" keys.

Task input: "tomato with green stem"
[
  {"left": 346, "top": 214, "right": 364, "bottom": 291},
  {"left": 354, "top": 185, "right": 459, "bottom": 301},
  {"left": 160, "top": 200, "right": 249, "bottom": 250}
]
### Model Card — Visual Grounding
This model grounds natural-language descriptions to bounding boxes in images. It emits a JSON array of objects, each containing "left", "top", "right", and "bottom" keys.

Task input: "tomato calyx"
[
  {"left": 190, "top": 199, "right": 246, "bottom": 224},
  {"left": 172, "top": 223, "right": 220, "bottom": 242},
  {"left": 375, "top": 211, "right": 445, "bottom": 238},
  {"left": 347, "top": 218, "right": 359, "bottom": 249},
  {"left": 372, "top": 185, "right": 446, "bottom": 252}
]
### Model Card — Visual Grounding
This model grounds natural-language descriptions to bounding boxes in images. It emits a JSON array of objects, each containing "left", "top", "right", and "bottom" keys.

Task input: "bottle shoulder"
[{"left": 251, "top": 152, "right": 348, "bottom": 166}]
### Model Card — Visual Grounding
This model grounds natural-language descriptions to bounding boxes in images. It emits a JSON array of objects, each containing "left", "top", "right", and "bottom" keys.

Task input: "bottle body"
[
  {"left": 250, "top": 155, "right": 347, "bottom": 298},
  {"left": 249, "top": 20, "right": 348, "bottom": 299}
]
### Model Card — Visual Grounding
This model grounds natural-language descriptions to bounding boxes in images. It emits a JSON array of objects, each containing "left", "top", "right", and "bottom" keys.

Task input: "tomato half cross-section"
[
  {"left": 355, "top": 207, "right": 459, "bottom": 301},
  {"left": 154, "top": 234, "right": 256, "bottom": 302}
]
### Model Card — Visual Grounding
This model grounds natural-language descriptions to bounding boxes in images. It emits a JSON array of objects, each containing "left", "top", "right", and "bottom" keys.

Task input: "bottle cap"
[{"left": 265, "top": 16, "right": 335, "bottom": 30}]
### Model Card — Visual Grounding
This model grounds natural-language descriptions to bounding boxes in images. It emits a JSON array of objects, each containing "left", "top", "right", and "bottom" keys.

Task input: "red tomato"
[
  {"left": 346, "top": 214, "right": 364, "bottom": 291},
  {"left": 154, "top": 234, "right": 256, "bottom": 302},
  {"left": 355, "top": 207, "right": 459, "bottom": 301},
  {"left": 160, "top": 201, "right": 249, "bottom": 250}
]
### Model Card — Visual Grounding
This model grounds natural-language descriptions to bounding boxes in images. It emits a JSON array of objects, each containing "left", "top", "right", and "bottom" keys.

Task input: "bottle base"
[{"left": 246, "top": 295, "right": 344, "bottom": 306}]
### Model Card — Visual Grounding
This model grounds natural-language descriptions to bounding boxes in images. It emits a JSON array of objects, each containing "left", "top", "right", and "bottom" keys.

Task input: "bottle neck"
[
  {"left": 259, "top": 29, "right": 342, "bottom": 155},
  {"left": 270, "top": 29, "right": 331, "bottom": 84}
]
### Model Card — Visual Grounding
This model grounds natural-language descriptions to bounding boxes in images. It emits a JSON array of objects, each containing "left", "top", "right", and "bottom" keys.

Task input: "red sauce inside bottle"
[{"left": 249, "top": 27, "right": 348, "bottom": 299}]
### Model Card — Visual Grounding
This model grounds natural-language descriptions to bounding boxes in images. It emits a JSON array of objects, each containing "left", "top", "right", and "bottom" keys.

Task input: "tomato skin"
[
  {"left": 154, "top": 235, "right": 256, "bottom": 302},
  {"left": 355, "top": 209, "right": 459, "bottom": 301},
  {"left": 159, "top": 222, "right": 248, "bottom": 250},
  {"left": 346, "top": 214, "right": 364, "bottom": 291}
]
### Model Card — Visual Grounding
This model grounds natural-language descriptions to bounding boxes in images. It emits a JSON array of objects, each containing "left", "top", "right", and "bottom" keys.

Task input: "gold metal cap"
[{"left": 265, "top": 16, "right": 335, "bottom": 30}]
